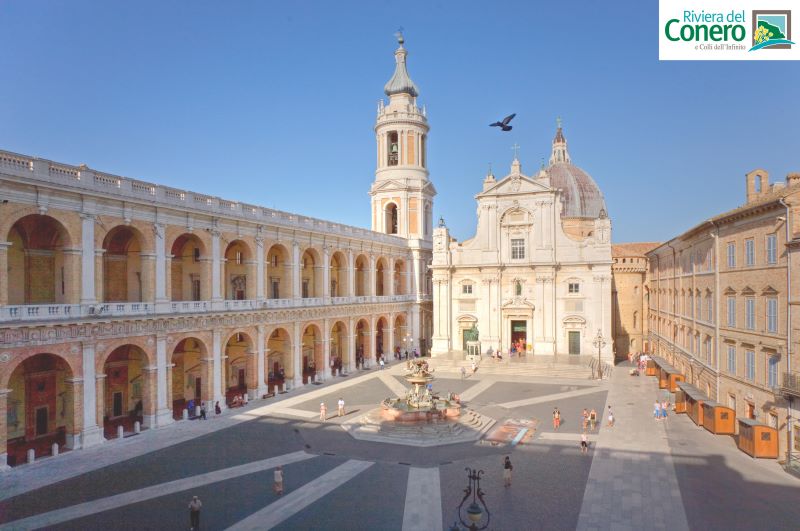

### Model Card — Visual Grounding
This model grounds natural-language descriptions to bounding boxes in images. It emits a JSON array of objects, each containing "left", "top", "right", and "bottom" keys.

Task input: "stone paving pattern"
[{"left": 0, "top": 357, "right": 799, "bottom": 530}]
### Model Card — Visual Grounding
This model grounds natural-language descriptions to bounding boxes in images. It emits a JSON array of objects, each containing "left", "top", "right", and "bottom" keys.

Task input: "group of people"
[
  {"left": 510, "top": 339, "right": 527, "bottom": 356},
  {"left": 229, "top": 394, "right": 248, "bottom": 408},
  {"left": 319, "top": 398, "right": 346, "bottom": 421},
  {"left": 654, "top": 399, "right": 670, "bottom": 420},
  {"left": 186, "top": 399, "right": 223, "bottom": 420}
]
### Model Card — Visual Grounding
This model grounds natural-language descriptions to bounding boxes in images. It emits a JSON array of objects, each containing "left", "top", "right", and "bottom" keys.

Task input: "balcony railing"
[
  {"left": 0, "top": 294, "right": 421, "bottom": 323},
  {"left": 781, "top": 372, "right": 800, "bottom": 398}
]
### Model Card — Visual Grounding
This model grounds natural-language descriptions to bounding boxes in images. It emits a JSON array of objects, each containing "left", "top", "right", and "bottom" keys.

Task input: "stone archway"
[
  {"left": 355, "top": 318, "right": 371, "bottom": 368},
  {"left": 171, "top": 337, "right": 208, "bottom": 419},
  {"left": 7, "top": 214, "right": 76, "bottom": 305},
  {"left": 330, "top": 320, "right": 348, "bottom": 375},
  {"left": 4, "top": 353, "right": 76, "bottom": 467},
  {"left": 267, "top": 327, "right": 292, "bottom": 392},
  {"left": 102, "top": 225, "right": 146, "bottom": 303},
  {"left": 301, "top": 324, "right": 322, "bottom": 383},
  {"left": 101, "top": 345, "right": 152, "bottom": 438},
  {"left": 224, "top": 331, "right": 254, "bottom": 405}
]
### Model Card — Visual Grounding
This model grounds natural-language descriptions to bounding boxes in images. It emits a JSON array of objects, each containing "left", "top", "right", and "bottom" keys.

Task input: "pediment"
[
  {"left": 371, "top": 179, "right": 410, "bottom": 193},
  {"left": 501, "top": 297, "right": 535, "bottom": 308},
  {"left": 457, "top": 314, "right": 478, "bottom": 322},
  {"left": 761, "top": 285, "right": 779, "bottom": 295},
  {"left": 741, "top": 286, "right": 756, "bottom": 296},
  {"left": 477, "top": 175, "right": 551, "bottom": 198},
  {"left": 723, "top": 286, "right": 737, "bottom": 295},
  {"left": 563, "top": 315, "right": 586, "bottom": 324}
]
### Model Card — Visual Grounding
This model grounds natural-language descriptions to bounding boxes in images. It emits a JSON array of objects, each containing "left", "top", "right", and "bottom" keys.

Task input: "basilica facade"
[
  {"left": 0, "top": 36, "right": 432, "bottom": 468},
  {"left": 431, "top": 126, "right": 613, "bottom": 361}
]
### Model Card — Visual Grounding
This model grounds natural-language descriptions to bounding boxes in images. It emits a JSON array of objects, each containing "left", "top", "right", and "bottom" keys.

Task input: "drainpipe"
[
  {"left": 666, "top": 242, "right": 677, "bottom": 368},
  {"left": 709, "top": 220, "right": 721, "bottom": 403},
  {"left": 779, "top": 198, "right": 793, "bottom": 466}
]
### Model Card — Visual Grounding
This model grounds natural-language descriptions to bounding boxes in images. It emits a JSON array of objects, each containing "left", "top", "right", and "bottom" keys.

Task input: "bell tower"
[{"left": 370, "top": 32, "right": 435, "bottom": 241}]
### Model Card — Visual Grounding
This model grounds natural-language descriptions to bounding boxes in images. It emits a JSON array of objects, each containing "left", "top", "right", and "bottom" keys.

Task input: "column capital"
[{"left": 0, "top": 241, "right": 11, "bottom": 250}]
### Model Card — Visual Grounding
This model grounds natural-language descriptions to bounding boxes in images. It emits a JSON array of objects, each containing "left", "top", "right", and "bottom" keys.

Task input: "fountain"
[
  {"left": 381, "top": 359, "right": 461, "bottom": 421},
  {"left": 341, "top": 358, "right": 495, "bottom": 447}
]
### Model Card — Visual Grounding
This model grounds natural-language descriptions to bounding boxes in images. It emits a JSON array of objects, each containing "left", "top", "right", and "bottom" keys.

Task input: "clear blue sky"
[{"left": 1, "top": 1, "right": 798, "bottom": 243}]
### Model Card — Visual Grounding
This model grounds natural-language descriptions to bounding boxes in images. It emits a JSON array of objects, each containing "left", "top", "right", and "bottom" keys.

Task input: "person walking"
[
  {"left": 503, "top": 456, "right": 513, "bottom": 487},
  {"left": 654, "top": 400, "right": 661, "bottom": 420},
  {"left": 460, "top": 366, "right": 467, "bottom": 379},
  {"left": 581, "top": 408, "right": 589, "bottom": 431},
  {"left": 200, "top": 402, "right": 207, "bottom": 420},
  {"left": 661, "top": 400, "right": 669, "bottom": 420},
  {"left": 188, "top": 495, "right": 202, "bottom": 530},
  {"left": 379, "top": 358, "right": 385, "bottom": 370},
  {"left": 319, "top": 402, "right": 327, "bottom": 421},
  {"left": 589, "top": 408, "right": 597, "bottom": 431},
  {"left": 607, "top": 405, "right": 615, "bottom": 427},
  {"left": 580, "top": 431, "right": 589, "bottom": 455},
  {"left": 214, "top": 401, "right": 221, "bottom": 415},
  {"left": 553, "top": 407, "right": 561, "bottom": 431},
  {"left": 337, "top": 397, "right": 345, "bottom": 417},
  {"left": 273, "top": 465, "right": 284, "bottom": 495}
]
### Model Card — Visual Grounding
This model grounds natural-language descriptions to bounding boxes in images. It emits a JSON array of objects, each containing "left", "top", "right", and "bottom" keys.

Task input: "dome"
[
  {"left": 384, "top": 37, "right": 419, "bottom": 98},
  {"left": 546, "top": 162, "right": 607, "bottom": 219},
  {"left": 545, "top": 123, "right": 607, "bottom": 219}
]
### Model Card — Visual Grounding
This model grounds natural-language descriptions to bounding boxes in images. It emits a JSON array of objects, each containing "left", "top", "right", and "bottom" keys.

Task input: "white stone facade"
[{"left": 431, "top": 129, "right": 613, "bottom": 361}]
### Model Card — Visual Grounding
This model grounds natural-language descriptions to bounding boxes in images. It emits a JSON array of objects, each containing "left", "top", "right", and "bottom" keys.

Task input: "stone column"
[
  {"left": 81, "top": 343, "right": 105, "bottom": 447},
  {"left": 323, "top": 318, "right": 331, "bottom": 379},
  {"left": 256, "top": 237, "right": 265, "bottom": 301},
  {"left": 80, "top": 213, "right": 97, "bottom": 304},
  {"left": 412, "top": 250, "right": 422, "bottom": 299},
  {"left": 405, "top": 255, "right": 413, "bottom": 297},
  {"left": 370, "top": 314, "right": 377, "bottom": 363},
  {"left": 200, "top": 258, "right": 212, "bottom": 302},
  {"left": 292, "top": 320, "right": 303, "bottom": 387},
  {"left": 292, "top": 241, "right": 301, "bottom": 299},
  {"left": 94, "top": 249, "right": 105, "bottom": 302},
  {"left": 163, "top": 255, "right": 172, "bottom": 305},
  {"left": 154, "top": 224, "right": 168, "bottom": 305},
  {"left": 94, "top": 373, "right": 106, "bottom": 441},
  {"left": 0, "top": 389, "right": 9, "bottom": 469},
  {"left": 211, "top": 230, "right": 222, "bottom": 301},
  {"left": 347, "top": 249, "right": 355, "bottom": 298},
  {"left": 154, "top": 334, "right": 173, "bottom": 426},
  {"left": 62, "top": 248, "right": 82, "bottom": 304},
  {"left": 0, "top": 242, "right": 10, "bottom": 307},
  {"left": 388, "top": 257, "right": 396, "bottom": 297},
  {"left": 256, "top": 325, "right": 267, "bottom": 397},
  {"left": 245, "top": 259, "right": 257, "bottom": 300},
  {"left": 63, "top": 377, "right": 83, "bottom": 450},
  {"left": 348, "top": 317, "right": 356, "bottom": 372},
  {"left": 387, "top": 317, "right": 395, "bottom": 360},
  {"left": 323, "top": 246, "right": 331, "bottom": 302},
  {"left": 212, "top": 329, "right": 226, "bottom": 410},
  {"left": 141, "top": 366, "right": 158, "bottom": 428},
  {"left": 140, "top": 253, "right": 156, "bottom": 303},
  {"left": 369, "top": 255, "right": 376, "bottom": 297}
]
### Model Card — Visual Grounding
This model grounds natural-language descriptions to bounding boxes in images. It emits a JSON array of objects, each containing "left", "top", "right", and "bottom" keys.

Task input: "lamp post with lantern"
[
  {"left": 449, "top": 467, "right": 490, "bottom": 531},
  {"left": 593, "top": 329, "right": 606, "bottom": 380}
]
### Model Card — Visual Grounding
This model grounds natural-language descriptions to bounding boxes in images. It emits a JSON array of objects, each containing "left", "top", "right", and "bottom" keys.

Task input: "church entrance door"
[
  {"left": 511, "top": 320, "right": 526, "bottom": 351},
  {"left": 568, "top": 331, "right": 581, "bottom": 355}
]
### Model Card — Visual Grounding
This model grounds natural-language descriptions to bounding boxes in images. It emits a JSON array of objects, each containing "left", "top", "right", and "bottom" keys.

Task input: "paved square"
[{"left": 1, "top": 358, "right": 799, "bottom": 530}]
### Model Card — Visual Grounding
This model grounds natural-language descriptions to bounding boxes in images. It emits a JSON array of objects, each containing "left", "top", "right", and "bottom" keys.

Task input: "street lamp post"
[
  {"left": 450, "top": 467, "right": 490, "bottom": 531},
  {"left": 593, "top": 329, "right": 606, "bottom": 380}
]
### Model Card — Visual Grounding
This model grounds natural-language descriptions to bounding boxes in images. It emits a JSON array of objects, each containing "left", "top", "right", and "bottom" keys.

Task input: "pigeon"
[{"left": 489, "top": 113, "right": 516, "bottom": 131}]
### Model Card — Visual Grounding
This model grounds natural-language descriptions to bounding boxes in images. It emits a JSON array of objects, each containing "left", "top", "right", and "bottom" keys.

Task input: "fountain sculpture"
[{"left": 381, "top": 359, "right": 461, "bottom": 421}]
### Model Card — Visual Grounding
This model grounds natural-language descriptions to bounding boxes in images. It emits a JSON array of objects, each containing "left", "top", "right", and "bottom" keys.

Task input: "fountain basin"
[{"left": 380, "top": 398, "right": 461, "bottom": 422}]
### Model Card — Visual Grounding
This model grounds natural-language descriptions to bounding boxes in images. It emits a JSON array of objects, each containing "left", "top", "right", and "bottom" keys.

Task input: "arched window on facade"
[
  {"left": 385, "top": 203, "right": 398, "bottom": 234},
  {"left": 387, "top": 131, "right": 399, "bottom": 166}
]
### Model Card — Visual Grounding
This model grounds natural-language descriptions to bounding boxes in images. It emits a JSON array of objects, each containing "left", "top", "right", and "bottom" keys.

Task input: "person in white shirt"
[{"left": 337, "top": 398, "right": 345, "bottom": 417}]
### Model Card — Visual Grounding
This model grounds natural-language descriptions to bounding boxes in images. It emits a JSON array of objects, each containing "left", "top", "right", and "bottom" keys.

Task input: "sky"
[{"left": 1, "top": 0, "right": 798, "bottom": 244}]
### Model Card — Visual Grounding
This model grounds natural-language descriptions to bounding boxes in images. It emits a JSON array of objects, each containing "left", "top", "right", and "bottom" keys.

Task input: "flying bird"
[{"left": 489, "top": 113, "right": 516, "bottom": 131}]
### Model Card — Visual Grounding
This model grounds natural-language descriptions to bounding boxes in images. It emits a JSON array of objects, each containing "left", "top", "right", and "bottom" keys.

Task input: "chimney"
[
  {"left": 787, "top": 172, "right": 800, "bottom": 188},
  {"left": 745, "top": 169, "right": 768, "bottom": 204}
]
